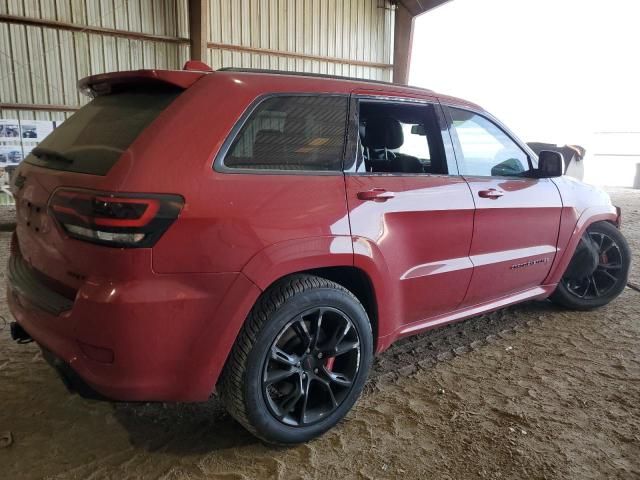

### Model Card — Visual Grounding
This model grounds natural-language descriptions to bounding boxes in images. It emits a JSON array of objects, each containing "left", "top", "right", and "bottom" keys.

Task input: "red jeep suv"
[{"left": 7, "top": 65, "right": 630, "bottom": 444}]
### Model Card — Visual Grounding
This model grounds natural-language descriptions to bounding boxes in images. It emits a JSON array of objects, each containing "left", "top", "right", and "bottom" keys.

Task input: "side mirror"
[{"left": 536, "top": 150, "right": 564, "bottom": 178}]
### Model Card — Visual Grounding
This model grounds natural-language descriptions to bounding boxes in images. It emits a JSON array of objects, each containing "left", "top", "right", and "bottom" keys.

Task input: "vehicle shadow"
[
  {"left": 111, "top": 397, "right": 259, "bottom": 453},
  {"left": 111, "top": 299, "right": 558, "bottom": 453}
]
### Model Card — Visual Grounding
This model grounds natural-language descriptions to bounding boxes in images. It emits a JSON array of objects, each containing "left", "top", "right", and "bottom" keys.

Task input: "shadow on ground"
[
  {"left": 111, "top": 399, "right": 258, "bottom": 453},
  {"left": 109, "top": 298, "right": 559, "bottom": 454}
]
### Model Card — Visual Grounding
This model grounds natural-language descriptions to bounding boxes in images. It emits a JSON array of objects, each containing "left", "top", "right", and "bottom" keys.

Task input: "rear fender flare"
[
  {"left": 184, "top": 272, "right": 262, "bottom": 400},
  {"left": 351, "top": 236, "right": 400, "bottom": 352},
  {"left": 193, "top": 235, "right": 400, "bottom": 397},
  {"left": 244, "top": 235, "right": 399, "bottom": 353},
  {"left": 243, "top": 235, "right": 402, "bottom": 351},
  {"left": 190, "top": 236, "right": 356, "bottom": 398},
  {"left": 242, "top": 236, "right": 354, "bottom": 290}
]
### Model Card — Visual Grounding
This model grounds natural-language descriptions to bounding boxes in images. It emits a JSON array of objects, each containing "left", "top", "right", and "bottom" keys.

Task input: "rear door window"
[
  {"left": 223, "top": 95, "right": 348, "bottom": 172},
  {"left": 25, "top": 86, "right": 181, "bottom": 175},
  {"left": 352, "top": 100, "right": 448, "bottom": 175}
]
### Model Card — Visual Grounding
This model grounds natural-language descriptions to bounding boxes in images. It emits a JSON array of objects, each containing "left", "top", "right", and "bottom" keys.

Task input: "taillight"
[{"left": 48, "top": 188, "right": 184, "bottom": 248}]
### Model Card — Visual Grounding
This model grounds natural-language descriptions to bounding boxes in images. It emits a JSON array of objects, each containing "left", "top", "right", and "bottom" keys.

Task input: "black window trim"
[
  {"left": 343, "top": 94, "right": 460, "bottom": 177},
  {"left": 213, "top": 92, "right": 350, "bottom": 176},
  {"left": 443, "top": 103, "right": 539, "bottom": 179}
]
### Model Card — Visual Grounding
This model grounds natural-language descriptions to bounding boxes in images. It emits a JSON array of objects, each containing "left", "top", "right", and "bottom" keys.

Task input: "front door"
[
  {"left": 446, "top": 106, "right": 563, "bottom": 306},
  {"left": 345, "top": 95, "right": 476, "bottom": 329}
]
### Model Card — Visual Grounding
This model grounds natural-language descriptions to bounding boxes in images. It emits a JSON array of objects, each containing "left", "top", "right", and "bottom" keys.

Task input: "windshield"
[{"left": 26, "top": 86, "right": 181, "bottom": 175}]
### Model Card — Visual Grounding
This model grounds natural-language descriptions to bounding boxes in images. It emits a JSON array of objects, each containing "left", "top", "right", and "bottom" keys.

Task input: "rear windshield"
[{"left": 25, "top": 86, "right": 181, "bottom": 175}]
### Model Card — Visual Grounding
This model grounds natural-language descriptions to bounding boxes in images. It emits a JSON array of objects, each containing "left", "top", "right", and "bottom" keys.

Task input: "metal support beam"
[
  {"left": 208, "top": 42, "right": 393, "bottom": 69},
  {"left": 0, "top": 102, "right": 79, "bottom": 112},
  {"left": 0, "top": 14, "right": 188, "bottom": 44},
  {"left": 188, "top": 0, "right": 207, "bottom": 61},
  {"left": 392, "top": 0, "right": 453, "bottom": 84},
  {"left": 392, "top": 3, "right": 415, "bottom": 85}
]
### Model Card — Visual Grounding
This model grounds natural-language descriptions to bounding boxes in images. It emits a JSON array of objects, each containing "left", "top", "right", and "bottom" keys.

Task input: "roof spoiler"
[{"left": 78, "top": 64, "right": 211, "bottom": 97}]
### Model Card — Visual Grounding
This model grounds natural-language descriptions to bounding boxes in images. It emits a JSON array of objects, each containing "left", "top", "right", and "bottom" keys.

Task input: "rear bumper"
[
  {"left": 7, "top": 257, "right": 258, "bottom": 402},
  {"left": 7, "top": 253, "right": 74, "bottom": 315}
]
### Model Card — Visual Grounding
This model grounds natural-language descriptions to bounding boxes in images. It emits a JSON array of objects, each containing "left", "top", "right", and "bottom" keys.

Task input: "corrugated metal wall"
[
  {"left": 1, "top": 0, "right": 396, "bottom": 123},
  {"left": 0, "top": 0, "right": 190, "bottom": 122},
  {"left": 208, "top": 0, "right": 395, "bottom": 81}
]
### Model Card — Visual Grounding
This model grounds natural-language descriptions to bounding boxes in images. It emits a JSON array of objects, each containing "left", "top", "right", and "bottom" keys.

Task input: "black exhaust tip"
[{"left": 10, "top": 322, "right": 33, "bottom": 343}]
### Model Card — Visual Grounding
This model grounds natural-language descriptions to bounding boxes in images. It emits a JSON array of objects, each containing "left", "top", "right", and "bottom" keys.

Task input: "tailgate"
[{"left": 11, "top": 70, "right": 201, "bottom": 292}]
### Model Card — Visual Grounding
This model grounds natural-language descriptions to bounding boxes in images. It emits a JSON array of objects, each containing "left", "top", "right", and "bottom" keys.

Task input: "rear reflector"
[
  {"left": 77, "top": 341, "right": 114, "bottom": 364},
  {"left": 49, "top": 188, "right": 184, "bottom": 248}
]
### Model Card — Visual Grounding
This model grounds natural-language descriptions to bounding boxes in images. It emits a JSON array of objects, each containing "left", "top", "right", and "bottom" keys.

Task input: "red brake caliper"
[{"left": 325, "top": 356, "right": 335, "bottom": 372}]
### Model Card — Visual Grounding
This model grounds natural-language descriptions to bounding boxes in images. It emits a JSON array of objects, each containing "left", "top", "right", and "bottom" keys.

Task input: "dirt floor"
[{"left": 0, "top": 188, "right": 639, "bottom": 480}]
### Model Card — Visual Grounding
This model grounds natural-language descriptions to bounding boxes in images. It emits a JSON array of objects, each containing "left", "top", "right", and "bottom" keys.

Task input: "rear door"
[
  {"left": 445, "top": 105, "right": 562, "bottom": 306},
  {"left": 345, "top": 93, "right": 475, "bottom": 328}
]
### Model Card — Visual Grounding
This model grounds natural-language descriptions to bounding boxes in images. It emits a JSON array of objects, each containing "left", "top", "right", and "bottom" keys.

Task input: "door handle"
[
  {"left": 357, "top": 189, "right": 395, "bottom": 202},
  {"left": 478, "top": 188, "right": 504, "bottom": 199}
]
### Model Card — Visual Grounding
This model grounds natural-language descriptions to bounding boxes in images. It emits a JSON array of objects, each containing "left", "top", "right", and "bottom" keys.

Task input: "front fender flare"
[{"left": 544, "top": 205, "right": 618, "bottom": 285}]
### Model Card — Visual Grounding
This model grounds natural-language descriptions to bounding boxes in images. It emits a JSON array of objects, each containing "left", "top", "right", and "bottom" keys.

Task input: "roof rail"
[{"left": 216, "top": 67, "right": 433, "bottom": 92}]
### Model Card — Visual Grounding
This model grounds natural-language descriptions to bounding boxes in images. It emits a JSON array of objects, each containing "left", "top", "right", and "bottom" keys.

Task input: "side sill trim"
[{"left": 397, "top": 285, "right": 555, "bottom": 338}]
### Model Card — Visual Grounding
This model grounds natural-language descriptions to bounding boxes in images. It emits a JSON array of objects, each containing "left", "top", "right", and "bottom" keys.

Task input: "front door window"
[{"left": 449, "top": 107, "right": 530, "bottom": 177}]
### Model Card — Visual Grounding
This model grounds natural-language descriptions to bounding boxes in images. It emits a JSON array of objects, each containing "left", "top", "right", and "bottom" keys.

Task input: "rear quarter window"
[
  {"left": 25, "top": 86, "right": 181, "bottom": 175},
  {"left": 223, "top": 95, "right": 348, "bottom": 172}
]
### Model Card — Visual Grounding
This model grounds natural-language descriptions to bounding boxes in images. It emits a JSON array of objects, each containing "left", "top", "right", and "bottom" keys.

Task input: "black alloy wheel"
[
  {"left": 551, "top": 221, "right": 630, "bottom": 310},
  {"left": 563, "top": 230, "right": 624, "bottom": 300},
  {"left": 262, "top": 306, "right": 361, "bottom": 427},
  {"left": 218, "top": 274, "right": 373, "bottom": 445}
]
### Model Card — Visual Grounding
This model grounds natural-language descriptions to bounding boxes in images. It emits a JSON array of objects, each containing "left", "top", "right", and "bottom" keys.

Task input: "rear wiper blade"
[{"left": 31, "top": 147, "right": 74, "bottom": 163}]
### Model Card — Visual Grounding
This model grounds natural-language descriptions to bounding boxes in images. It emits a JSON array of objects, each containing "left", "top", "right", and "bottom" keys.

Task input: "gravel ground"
[{"left": 0, "top": 188, "right": 638, "bottom": 479}]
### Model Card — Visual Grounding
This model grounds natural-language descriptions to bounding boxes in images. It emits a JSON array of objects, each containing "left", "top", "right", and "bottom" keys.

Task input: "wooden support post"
[{"left": 188, "top": 0, "right": 207, "bottom": 61}]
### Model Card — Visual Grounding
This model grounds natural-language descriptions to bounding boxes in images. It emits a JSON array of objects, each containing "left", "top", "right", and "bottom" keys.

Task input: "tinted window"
[
  {"left": 449, "top": 107, "right": 529, "bottom": 177},
  {"left": 25, "top": 86, "right": 181, "bottom": 175},
  {"left": 225, "top": 96, "right": 348, "bottom": 171},
  {"left": 356, "top": 101, "right": 447, "bottom": 174}
]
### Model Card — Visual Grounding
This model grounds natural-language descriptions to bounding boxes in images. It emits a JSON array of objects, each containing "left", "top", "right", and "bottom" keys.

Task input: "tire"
[
  {"left": 550, "top": 221, "right": 631, "bottom": 310},
  {"left": 218, "top": 274, "right": 373, "bottom": 445}
]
